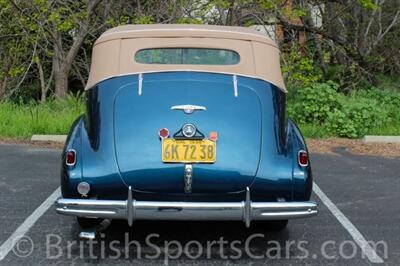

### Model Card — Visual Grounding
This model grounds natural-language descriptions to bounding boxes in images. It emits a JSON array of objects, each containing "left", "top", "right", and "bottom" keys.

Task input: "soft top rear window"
[{"left": 135, "top": 48, "right": 240, "bottom": 65}]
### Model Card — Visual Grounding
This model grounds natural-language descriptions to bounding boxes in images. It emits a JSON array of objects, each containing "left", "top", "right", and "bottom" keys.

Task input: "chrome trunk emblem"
[
  {"left": 182, "top": 123, "right": 196, "bottom": 138},
  {"left": 171, "top": 104, "right": 206, "bottom": 114}
]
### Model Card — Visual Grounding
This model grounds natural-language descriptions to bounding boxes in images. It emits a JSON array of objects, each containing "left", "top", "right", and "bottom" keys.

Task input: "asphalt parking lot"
[{"left": 0, "top": 143, "right": 399, "bottom": 265}]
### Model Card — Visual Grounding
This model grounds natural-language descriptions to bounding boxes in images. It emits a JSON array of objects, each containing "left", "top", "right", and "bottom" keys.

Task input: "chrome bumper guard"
[{"left": 56, "top": 187, "right": 317, "bottom": 227}]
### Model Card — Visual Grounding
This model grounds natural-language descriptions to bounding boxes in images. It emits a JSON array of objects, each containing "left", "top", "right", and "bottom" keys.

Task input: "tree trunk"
[
  {"left": 73, "top": 63, "right": 87, "bottom": 89},
  {"left": 54, "top": 68, "right": 69, "bottom": 98},
  {"left": 52, "top": 29, "right": 68, "bottom": 98},
  {"left": 50, "top": 0, "right": 102, "bottom": 98},
  {"left": 227, "top": 0, "right": 235, "bottom": 25},
  {"left": 0, "top": 78, "right": 6, "bottom": 99},
  {"left": 301, "top": 2, "right": 327, "bottom": 78},
  {"left": 325, "top": 2, "right": 347, "bottom": 65},
  {"left": 36, "top": 57, "right": 48, "bottom": 102}
]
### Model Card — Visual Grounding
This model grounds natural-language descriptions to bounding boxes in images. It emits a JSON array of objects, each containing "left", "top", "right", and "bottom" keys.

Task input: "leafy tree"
[{"left": 0, "top": 0, "right": 399, "bottom": 101}]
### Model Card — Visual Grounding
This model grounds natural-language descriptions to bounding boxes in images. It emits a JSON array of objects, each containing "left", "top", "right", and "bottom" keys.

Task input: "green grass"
[
  {"left": 0, "top": 96, "right": 85, "bottom": 139},
  {"left": 297, "top": 124, "right": 331, "bottom": 139},
  {"left": 367, "top": 124, "right": 400, "bottom": 136},
  {"left": 297, "top": 110, "right": 400, "bottom": 139},
  {"left": 297, "top": 111, "right": 400, "bottom": 139},
  {"left": 298, "top": 122, "right": 400, "bottom": 139}
]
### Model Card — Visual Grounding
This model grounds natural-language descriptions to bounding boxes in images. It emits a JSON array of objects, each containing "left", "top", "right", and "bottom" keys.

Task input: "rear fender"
[
  {"left": 286, "top": 119, "right": 313, "bottom": 201},
  {"left": 61, "top": 111, "right": 127, "bottom": 199},
  {"left": 61, "top": 116, "right": 84, "bottom": 198}
]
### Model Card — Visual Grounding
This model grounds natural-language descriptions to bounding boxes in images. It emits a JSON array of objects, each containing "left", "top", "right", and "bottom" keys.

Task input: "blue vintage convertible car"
[{"left": 56, "top": 24, "right": 317, "bottom": 231}]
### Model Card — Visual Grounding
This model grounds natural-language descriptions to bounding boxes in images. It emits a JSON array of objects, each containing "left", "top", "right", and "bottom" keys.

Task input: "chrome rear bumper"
[{"left": 56, "top": 187, "right": 317, "bottom": 227}]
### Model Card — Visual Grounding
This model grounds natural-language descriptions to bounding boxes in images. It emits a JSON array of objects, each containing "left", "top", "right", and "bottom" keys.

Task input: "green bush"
[
  {"left": 288, "top": 81, "right": 341, "bottom": 124},
  {"left": 288, "top": 82, "right": 398, "bottom": 138},
  {"left": 281, "top": 44, "right": 322, "bottom": 86},
  {"left": 325, "top": 98, "right": 388, "bottom": 138},
  {"left": 325, "top": 110, "right": 357, "bottom": 137},
  {"left": 357, "top": 87, "right": 400, "bottom": 108}
]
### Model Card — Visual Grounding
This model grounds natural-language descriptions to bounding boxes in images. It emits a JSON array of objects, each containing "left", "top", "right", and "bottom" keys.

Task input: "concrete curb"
[
  {"left": 363, "top": 135, "right": 400, "bottom": 143},
  {"left": 31, "top": 135, "right": 67, "bottom": 143}
]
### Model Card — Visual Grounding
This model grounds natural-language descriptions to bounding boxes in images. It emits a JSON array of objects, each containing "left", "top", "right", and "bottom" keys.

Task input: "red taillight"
[
  {"left": 66, "top": 150, "right": 76, "bottom": 166},
  {"left": 298, "top": 150, "right": 308, "bottom": 167},
  {"left": 158, "top": 128, "right": 169, "bottom": 139}
]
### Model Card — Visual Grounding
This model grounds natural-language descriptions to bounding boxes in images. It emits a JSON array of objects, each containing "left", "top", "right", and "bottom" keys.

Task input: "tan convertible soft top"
[{"left": 86, "top": 24, "right": 286, "bottom": 92}]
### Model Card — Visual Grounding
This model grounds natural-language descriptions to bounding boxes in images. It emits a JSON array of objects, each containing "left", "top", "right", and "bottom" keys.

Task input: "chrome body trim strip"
[
  {"left": 56, "top": 188, "right": 317, "bottom": 226},
  {"left": 138, "top": 73, "right": 143, "bottom": 95},
  {"left": 233, "top": 75, "right": 238, "bottom": 97}
]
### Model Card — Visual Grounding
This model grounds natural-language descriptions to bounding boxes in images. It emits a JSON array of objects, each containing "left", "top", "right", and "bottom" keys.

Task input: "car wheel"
[{"left": 76, "top": 217, "right": 103, "bottom": 229}]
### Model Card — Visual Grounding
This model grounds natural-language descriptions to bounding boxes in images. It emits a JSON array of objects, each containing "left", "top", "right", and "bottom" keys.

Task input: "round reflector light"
[
  {"left": 209, "top": 131, "right": 218, "bottom": 142},
  {"left": 158, "top": 128, "right": 170, "bottom": 139},
  {"left": 77, "top": 182, "right": 90, "bottom": 196}
]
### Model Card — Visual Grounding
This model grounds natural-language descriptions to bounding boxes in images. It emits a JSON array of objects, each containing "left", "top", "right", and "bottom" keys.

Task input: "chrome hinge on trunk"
[
  {"left": 232, "top": 75, "right": 238, "bottom": 97},
  {"left": 138, "top": 73, "right": 143, "bottom": 95}
]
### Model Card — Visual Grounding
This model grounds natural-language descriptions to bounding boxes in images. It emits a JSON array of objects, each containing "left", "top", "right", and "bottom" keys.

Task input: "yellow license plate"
[{"left": 162, "top": 139, "right": 216, "bottom": 163}]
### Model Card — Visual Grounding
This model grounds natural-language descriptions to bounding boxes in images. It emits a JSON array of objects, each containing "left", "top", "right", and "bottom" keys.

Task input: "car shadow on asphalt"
[{"left": 67, "top": 220, "right": 293, "bottom": 260}]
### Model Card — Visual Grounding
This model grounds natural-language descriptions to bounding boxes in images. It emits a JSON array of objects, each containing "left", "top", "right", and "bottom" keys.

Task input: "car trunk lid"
[{"left": 114, "top": 73, "right": 262, "bottom": 194}]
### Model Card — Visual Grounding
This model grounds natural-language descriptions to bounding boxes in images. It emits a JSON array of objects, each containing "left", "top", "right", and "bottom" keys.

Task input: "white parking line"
[
  {"left": 313, "top": 182, "right": 384, "bottom": 264},
  {"left": 0, "top": 187, "right": 61, "bottom": 261}
]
